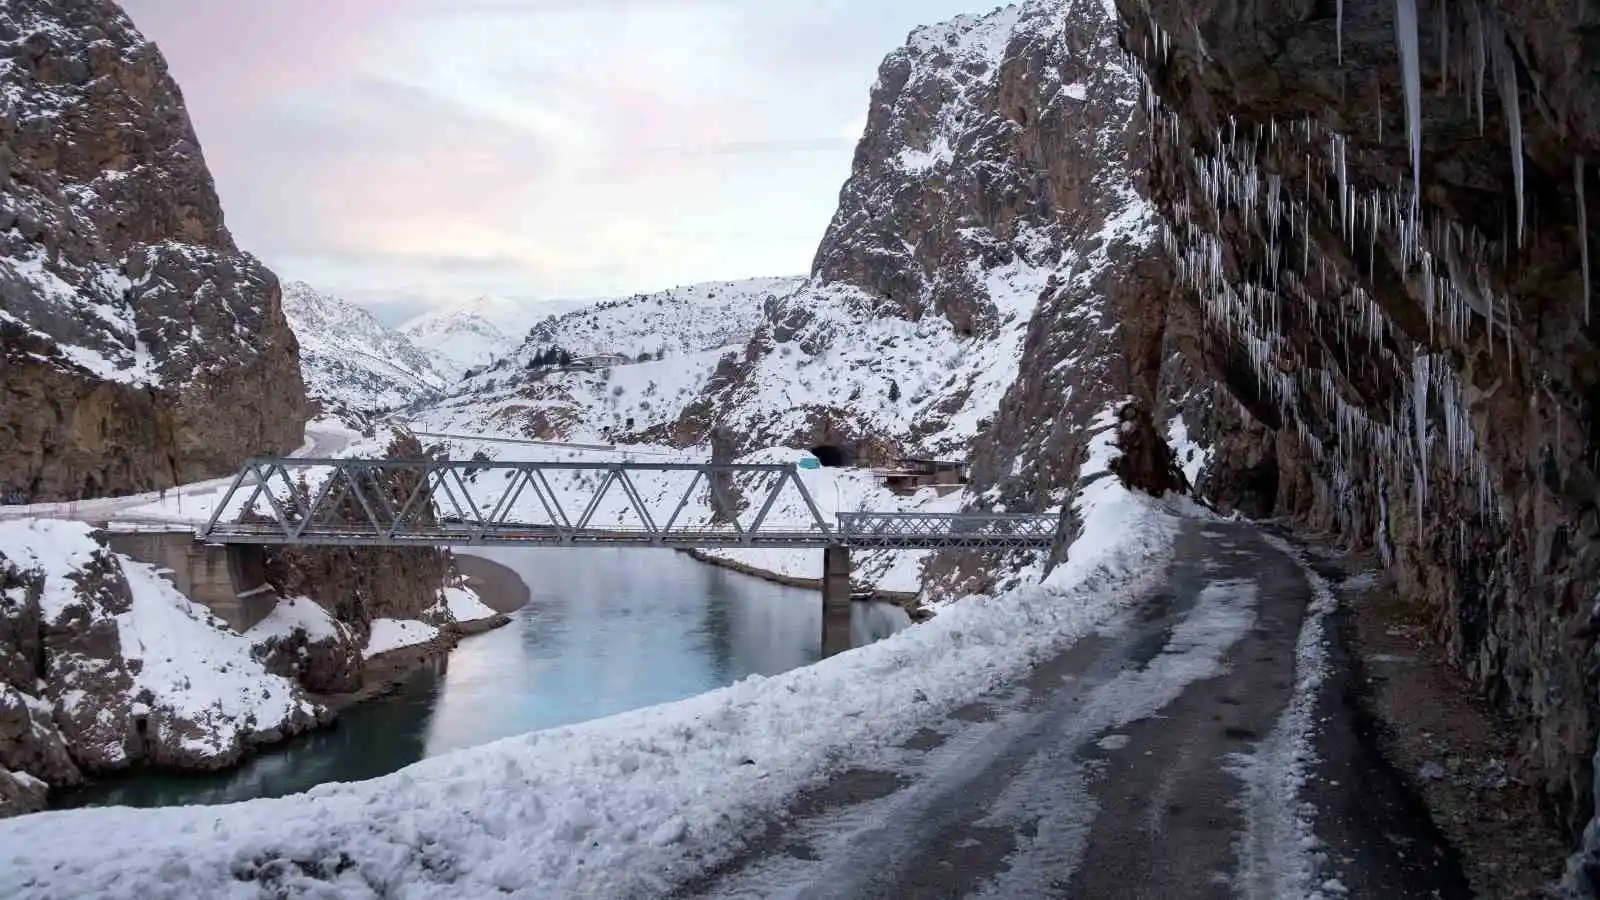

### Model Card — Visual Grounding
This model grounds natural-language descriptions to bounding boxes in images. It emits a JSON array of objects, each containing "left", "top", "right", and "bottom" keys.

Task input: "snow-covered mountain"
[
  {"left": 0, "top": 0, "right": 306, "bottom": 500},
  {"left": 279, "top": 282, "right": 449, "bottom": 417},
  {"left": 413, "top": 0, "right": 1153, "bottom": 602},
  {"left": 399, "top": 295, "right": 594, "bottom": 380},
  {"left": 419, "top": 277, "right": 803, "bottom": 442}
]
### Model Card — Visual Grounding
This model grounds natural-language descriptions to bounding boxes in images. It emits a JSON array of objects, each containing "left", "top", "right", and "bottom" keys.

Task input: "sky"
[{"left": 118, "top": 0, "right": 988, "bottom": 324}]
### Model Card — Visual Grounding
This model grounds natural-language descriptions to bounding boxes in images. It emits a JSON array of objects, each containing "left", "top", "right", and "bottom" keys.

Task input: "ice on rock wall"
[{"left": 1130, "top": 0, "right": 1540, "bottom": 561}]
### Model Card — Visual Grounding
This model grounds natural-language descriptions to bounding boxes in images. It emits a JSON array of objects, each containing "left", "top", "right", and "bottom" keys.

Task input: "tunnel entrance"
[
  {"left": 809, "top": 445, "right": 848, "bottom": 468},
  {"left": 1235, "top": 457, "right": 1279, "bottom": 519}
]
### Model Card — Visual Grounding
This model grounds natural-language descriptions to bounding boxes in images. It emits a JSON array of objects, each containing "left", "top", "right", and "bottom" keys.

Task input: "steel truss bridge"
[{"left": 198, "top": 458, "right": 1061, "bottom": 552}]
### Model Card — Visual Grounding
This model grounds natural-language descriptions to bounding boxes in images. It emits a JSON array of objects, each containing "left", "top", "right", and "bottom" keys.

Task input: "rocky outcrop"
[
  {"left": 256, "top": 433, "right": 456, "bottom": 644},
  {"left": 676, "top": 4, "right": 1148, "bottom": 469},
  {"left": 251, "top": 616, "right": 363, "bottom": 696},
  {"left": 1113, "top": 0, "right": 1600, "bottom": 869},
  {"left": 0, "top": 0, "right": 307, "bottom": 501},
  {"left": 0, "top": 524, "right": 326, "bottom": 817}
]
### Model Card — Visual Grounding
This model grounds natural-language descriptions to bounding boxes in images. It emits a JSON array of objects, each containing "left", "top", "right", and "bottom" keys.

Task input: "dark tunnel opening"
[{"left": 809, "top": 445, "right": 848, "bottom": 468}]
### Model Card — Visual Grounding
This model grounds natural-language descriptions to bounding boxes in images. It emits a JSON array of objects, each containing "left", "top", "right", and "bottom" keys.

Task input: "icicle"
[
  {"left": 1492, "top": 27, "right": 1526, "bottom": 245},
  {"left": 1396, "top": 0, "right": 1423, "bottom": 214},
  {"left": 1413, "top": 352, "right": 1430, "bottom": 522},
  {"left": 1579, "top": 155, "right": 1591, "bottom": 325},
  {"left": 1337, "top": 0, "right": 1345, "bottom": 64},
  {"left": 1470, "top": 3, "right": 1487, "bottom": 133}
]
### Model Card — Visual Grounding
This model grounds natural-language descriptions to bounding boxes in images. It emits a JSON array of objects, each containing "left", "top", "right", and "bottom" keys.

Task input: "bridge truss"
[{"left": 198, "top": 457, "right": 1059, "bottom": 551}]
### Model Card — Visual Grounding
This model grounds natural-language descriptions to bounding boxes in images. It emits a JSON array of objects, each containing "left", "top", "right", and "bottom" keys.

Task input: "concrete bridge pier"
[
  {"left": 822, "top": 546, "right": 852, "bottom": 658},
  {"left": 102, "top": 529, "right": 279, "bottom": 633}
]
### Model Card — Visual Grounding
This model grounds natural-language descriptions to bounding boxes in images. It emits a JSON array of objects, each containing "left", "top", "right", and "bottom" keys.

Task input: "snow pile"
[
  {"left": 440, "top": 586, "right": 499, "bottom": 624},
  {"left": 281, "top": 281, "right": 449, "bottom": 415},
  {"left": 0, "top": 405, "right": 1178, "bottom": 899},
  {"left": 364, "top": 618, "right": 441, "bottom": 658},
  {"left": 1226, "top": 536, "right": 1341, "bottom": 899},
  {"left": 247, "top": 595, "right": 347, "bottom": 645},
  {"left": 0, "top": 519, "right": 319, "bottom": 766}
]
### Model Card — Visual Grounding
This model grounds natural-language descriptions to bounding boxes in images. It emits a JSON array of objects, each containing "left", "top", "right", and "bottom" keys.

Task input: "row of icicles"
[{"left": 1125, "top": 0, "right": 1555, "bottom": 555}]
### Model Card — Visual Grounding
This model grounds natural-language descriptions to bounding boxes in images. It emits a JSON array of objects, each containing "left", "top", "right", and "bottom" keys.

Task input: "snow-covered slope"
[
  {"left": 0, "top": 519, "right": 324, "bottom": 815},
  {"left": 513, "top": 277, "right": 803, "bottom": 363},
  {"left": 280, "top": 282, "right": 449, "bottom": 416},
  {"left": 399, "top": 295, "right": 594, "bottom": 379},
  {"left": 416, "top": 277, "right": 803, "bottom": 442}
]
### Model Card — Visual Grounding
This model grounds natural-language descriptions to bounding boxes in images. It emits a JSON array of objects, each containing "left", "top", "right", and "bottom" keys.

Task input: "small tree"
[
  {"left": 558, "top": 349, "right": 572, "bottom": 366},
  {"left": 888, "top": 380, "right": 901, "bottom": 402}
]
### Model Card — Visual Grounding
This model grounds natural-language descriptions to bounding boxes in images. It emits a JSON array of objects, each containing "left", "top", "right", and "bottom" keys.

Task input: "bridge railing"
[{"left": 836, "top": 511, "right": 1059, "bottom": 550}]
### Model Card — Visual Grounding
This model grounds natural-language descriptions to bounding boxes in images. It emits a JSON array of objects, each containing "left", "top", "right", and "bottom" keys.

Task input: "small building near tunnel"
[{"left": 875, "top": 458, "right": 969, "bottom": 496}]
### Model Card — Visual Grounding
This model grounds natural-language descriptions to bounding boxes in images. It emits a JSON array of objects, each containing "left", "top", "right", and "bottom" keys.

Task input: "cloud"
[{"left": 117, "top": 0, "right": 985, "bottom": 305}]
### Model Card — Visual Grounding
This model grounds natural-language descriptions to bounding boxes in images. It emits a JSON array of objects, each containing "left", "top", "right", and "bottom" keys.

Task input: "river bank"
[
  {"left": 680, "top": 548, "right": 929, "bottom": 621},
  {"left": 309, "top": 553, "right": 528, "bottom": 715},
  {"left": 48, "top": 545, "right": 910, "bottom": 812}
]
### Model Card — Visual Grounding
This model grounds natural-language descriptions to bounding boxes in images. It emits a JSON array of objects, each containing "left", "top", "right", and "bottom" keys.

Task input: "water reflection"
[{"left": 54, "top": 548, "right": 909, "bottom": 810}]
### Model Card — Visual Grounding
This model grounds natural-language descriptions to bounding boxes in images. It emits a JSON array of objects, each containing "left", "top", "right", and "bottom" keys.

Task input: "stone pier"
[
  {"left": 822, "top": 546, "right": 853, "bottom": 657},
  {"left": 101, "top": 528, "right": 279, "bottom": 632}
]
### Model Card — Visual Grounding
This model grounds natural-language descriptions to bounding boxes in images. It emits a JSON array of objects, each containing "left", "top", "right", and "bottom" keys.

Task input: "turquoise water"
[{"left": 53, "top": 547, "right": 908, "bottom": 809}]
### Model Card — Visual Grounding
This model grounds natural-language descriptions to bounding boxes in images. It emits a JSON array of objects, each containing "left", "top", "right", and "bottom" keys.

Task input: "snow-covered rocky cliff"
[
  {"left": 281, "top": 282, "right": 449, "bottom": 418},
  {"left": 0, "top": 0, "right": 307, "bottom": 501},
  {"left": 0, "top": 520, "right": 326, "bottom": 817},
  {"left": 677, "top": 0, "right": 1163, "bottom": 507},
  {"left": 1117, "top": 0, "right": 1600, "bottom": 879}
]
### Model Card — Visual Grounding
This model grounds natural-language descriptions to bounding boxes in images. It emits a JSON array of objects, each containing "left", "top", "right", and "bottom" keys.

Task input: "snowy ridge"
[
  {"left": 281, "top": 281, "right": 449, "bottom": 415},
  {"left": 703, "top": 259, "right": 1053, "bottom": 460},
  {"left": 400, "top": 295, "right": 595, "bottom": 380},
  {"left": 0, "top": 405, "right": 1179, "bottom": 898},
  {"left": 413, "top": 278, "right": 802, "bottom": 443},
  {"left": 507, "top": 277, "right": 802, "bottom": 366}
]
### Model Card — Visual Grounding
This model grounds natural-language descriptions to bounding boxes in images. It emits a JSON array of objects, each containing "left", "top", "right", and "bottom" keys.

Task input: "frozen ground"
[{"left": 0, "top": 406, "right": 1184, "bottom": 899}]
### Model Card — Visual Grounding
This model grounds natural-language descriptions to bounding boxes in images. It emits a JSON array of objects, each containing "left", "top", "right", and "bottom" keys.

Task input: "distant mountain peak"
[{"left": 280, "top": 282, "right": 450, "bottom": 421}]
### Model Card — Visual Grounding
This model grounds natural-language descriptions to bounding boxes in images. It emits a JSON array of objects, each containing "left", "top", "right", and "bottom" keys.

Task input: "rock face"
[
  {"left": 0, "top": 0, "right": 307, "bottom": 501},
  {"left": 679, "top": 1, "right": 1161, "bottom": 503},
  {"left": 1113, "top": 0, "right": 1600, "bottom": 866}
]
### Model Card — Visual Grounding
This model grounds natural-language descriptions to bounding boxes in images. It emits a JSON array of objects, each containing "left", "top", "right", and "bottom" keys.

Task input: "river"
[{"left": 53, "top": 547, "right": 910, "bottom": 810}]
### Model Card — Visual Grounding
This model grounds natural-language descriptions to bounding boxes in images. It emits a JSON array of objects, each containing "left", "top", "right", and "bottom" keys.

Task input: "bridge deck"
[{"left": 201, "top": 523, "right": 1054, "bottom": 551}]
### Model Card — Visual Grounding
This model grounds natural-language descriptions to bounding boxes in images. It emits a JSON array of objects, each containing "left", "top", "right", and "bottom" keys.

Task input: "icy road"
[{"left": 677, "top": 521, "right": 1469, "bottom": 899}]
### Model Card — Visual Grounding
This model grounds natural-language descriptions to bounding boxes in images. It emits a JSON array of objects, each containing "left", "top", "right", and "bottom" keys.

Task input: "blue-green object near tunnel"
[{"left": 797, "top": 457, "right": 822, "bottom": 470}]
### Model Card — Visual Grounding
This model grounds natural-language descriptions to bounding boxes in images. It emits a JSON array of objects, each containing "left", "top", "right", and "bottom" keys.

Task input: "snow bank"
[
  {"left": 364, "top": 618, "right": 441, "bottom": 658},
  {"left": 247, "top": 595, "right": 346, "bottom": 644},
  {"left": 0, "top": 404, "right": 1174, "bottom": 899},
  {"left": 442, "top": 586, "right": 498, "bottom": 624}
]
